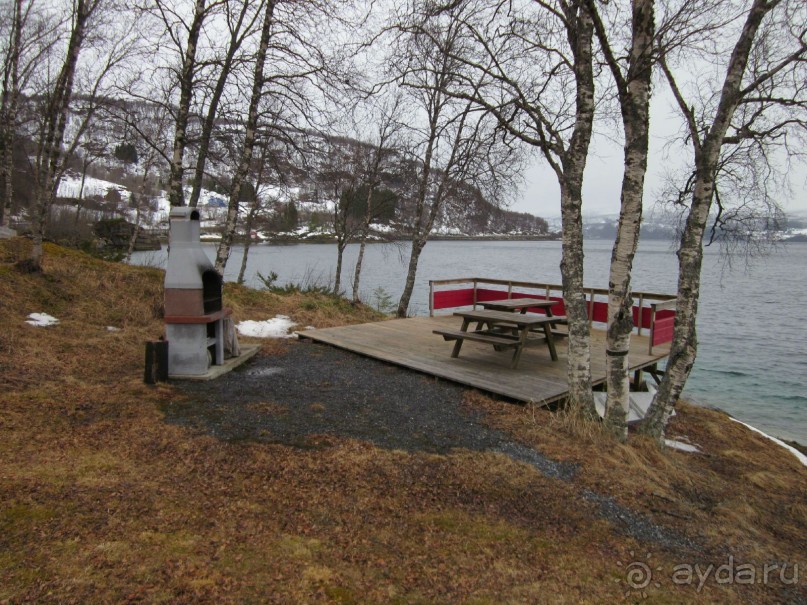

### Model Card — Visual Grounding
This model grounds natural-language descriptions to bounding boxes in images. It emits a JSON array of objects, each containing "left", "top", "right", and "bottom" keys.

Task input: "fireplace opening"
[{"left": 202, "top": 270, "right": 222, "bottom": 314}]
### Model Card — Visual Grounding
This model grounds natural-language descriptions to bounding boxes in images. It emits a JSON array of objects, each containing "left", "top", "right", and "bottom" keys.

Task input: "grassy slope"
[{"left": 1, "top": 239, "right": 805, "bottom": 604}]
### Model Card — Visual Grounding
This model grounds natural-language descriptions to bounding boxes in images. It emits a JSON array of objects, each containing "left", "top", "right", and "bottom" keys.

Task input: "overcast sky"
[{"left": 512, "top": 99, "right": 807, "bottom": 221}]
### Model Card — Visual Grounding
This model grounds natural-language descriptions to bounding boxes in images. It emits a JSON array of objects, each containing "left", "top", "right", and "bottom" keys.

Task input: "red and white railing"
[{"left": 428, "top": 277, "right": 676, "bottom": 355}]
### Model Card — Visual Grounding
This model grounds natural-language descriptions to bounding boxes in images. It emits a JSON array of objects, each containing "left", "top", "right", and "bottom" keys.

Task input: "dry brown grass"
[
  {"left": 1, "top": 239, "right": 805, "bottom": 604},
  {"left": 463, "top": 391, "right": 807, "bottom": 569}
]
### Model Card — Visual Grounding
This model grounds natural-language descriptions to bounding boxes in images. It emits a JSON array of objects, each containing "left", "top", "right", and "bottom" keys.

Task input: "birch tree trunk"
[
  {"left": 588, "top": 0, "right": 655, "bottom": 439},
  {"left": 396, "top": 137, "right": 433, "bottom": 317},
  {"left": 125, "top": 193, "right": 142, "bottom": 262},
  {"left": 351, "top": 227, "right": 368, "bottom": 303},
  {"left": 0, "top": 0, "right": 22, "bottom": 227},
  {"left": 352, "top": 150, "right": 386, "bottom": 303},
  {"left": 0, "top": 120, "right": 11, "bottom": 226},
  {"left": 167, "top": 0, "right": 206, "bottom": 208},
  {"left": 237, "top": 203, "right": 259, "bottom": 284},
  {"left": 126, "top": 153, "right": 158, "bottom": 263},
  {"left": 26, "top": 0, "right": 97, "bottom": 271},
  {"left": 237, "top": 147, "right": 270, "bottom": 285},
  {"left": 397, "top": 235, "right": 426, "bottom": 317},
  {"left": 640, "top": 0, "right": 780, "bottom": 441},
  {"left": 74, "top": 161, "right": 90, "bottom": 226},
  {"left": 215, "top": 0, "right": 275, "bottom": 274},
  {"left": 351, "top": 188, "right": 373, "bottom": 303},
  {"left": 396, "top": 90, "right": 475, "bottom": 318},
  {"left": 639, "top": 172, "right": 712, "bottom": 438},
  {"left": 556, "top": 1, "right": 596, "bottom": 418},
  {"left": 334, "top": 238, "right": 346, "bottom": 295}
]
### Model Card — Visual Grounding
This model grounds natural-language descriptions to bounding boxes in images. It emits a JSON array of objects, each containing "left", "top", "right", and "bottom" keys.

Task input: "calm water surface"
[{"left": 132, "top": 239, "right": 807, "bottom": 443}]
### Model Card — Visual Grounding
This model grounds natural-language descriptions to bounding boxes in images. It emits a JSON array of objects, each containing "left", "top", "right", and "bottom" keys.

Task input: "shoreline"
[
  {"left": 730, "top": 418, "right": 807, "bottom": 467},
  {"left": 197, "top": 233, "right": 564, "bottom": 245},
  {"left": 781, "top": 438, "right": 807, "bottom": 457}
]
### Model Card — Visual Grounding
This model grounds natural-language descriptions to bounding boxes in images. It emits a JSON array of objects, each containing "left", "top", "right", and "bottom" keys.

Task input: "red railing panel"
[
  {"left": 475, "top": 288, "right": 510, "bottom": 303},
  {"left": 433, "top": 288, "right": 475, "bottom": 310},
  {"left": 590, "top": 300, "right": 608, "bottom": 323},
  {"left": 652, "top": 314, "right": 675, "bottom": 345}
]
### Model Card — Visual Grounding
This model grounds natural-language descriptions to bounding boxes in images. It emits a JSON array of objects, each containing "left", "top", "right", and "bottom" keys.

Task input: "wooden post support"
[{"left": 144, "top": 340, "right": 169, "bottom": 384}]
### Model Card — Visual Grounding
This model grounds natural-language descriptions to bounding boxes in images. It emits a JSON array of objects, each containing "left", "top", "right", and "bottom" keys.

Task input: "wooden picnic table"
[
  {"left": 432, "top": 308, "right": 560, "bottom": 368},
  {"left": 479, "top": 297, "right": 557, "bottom": 315}
]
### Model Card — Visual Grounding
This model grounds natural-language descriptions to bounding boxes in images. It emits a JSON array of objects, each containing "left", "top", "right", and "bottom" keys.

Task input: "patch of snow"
[
  {"left": 106, "top": 326, "right": 121, "bottom": 332},
  {"left": 664, "top": 439, "right": 701, "bottom": 453},
  {"left": 26, "top": 313, "right": 59, "bottom": 327},
  {"left": 297, "top": 199, "right": 335, "bottom": 213},
  {"left": 57, "top": 174, "right": 128, "bottom": 200},
  {"left": 432, "top": 224, "right": 462, "bottom": 235},
  {"left": 237, "top": 315, "right": 297, "bottom": 338},
  {"left": 370, "top": 223, "right": 394, "bottom": 233},
  {"left": 592, "top": 383, "right": 672, "bottom": 426},
  {"left": 731, "top": 418, "right": 807, "bottom": 469}
]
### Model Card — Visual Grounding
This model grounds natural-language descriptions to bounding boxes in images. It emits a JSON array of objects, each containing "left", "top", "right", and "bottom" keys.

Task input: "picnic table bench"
[
  {"left": 478, "top": 297, "right": 568, "bottom": 338},
  {"left": 433, "top": 309, "right": 562, "bottom": 368}
]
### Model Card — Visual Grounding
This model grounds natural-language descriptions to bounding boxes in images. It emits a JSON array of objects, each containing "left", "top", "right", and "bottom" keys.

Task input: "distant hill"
[{"left": 8, "top": 98, "right": 552, "bottom": 241}]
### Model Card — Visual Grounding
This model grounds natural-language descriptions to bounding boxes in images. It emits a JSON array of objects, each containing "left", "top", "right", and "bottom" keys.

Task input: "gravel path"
[
  {"left": 171, "top": 341, "right": 503, "bottom": 453},
  {"left": 167, "top": 340, "right": 697, "bottom": 553}
]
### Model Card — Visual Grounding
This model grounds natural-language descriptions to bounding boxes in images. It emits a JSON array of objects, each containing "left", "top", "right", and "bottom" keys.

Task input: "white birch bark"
[
  {"left": 640, "top": 0, "right": 786, "bottom": 441},
  {"left": 167, "top": 0, "right": 206, "bottom": 208},
  {"left": 27, "top": 0, "right": 98, "bottom": 270},
  {"left": 187, "top": 0, "right": 257, "bottom": 209},
  {"left": 0, "top": 0, "right": 22, "bottom": 227},
  {"left": 351, "top": 183, "right": 375, "bottom": 304},
  {"left": 556, "top": 2, "right": 597, "bottom": 418},
  {"left": 215, "top": 0, "right": 275, "bottom": 274},
  {"left": 588, "top": 0, "right": 655, "bottom": 439}
]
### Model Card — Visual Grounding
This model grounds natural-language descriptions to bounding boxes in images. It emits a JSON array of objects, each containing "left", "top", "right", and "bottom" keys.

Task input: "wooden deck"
[{"left": 297, "top": 316, "right": 670, "bottom": 405}]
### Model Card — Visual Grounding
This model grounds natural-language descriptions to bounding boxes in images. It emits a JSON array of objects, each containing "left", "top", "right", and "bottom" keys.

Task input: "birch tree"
[
  {"left": 147, "top": 0, "right": 223, "bottom": 207},
  {"left": 236, "top": 140, "right": 277, "bottom": 284},
  {"left": 0, "top": 0, "right": 26, "bottom": 227},
  {"left": 640, "top": 0, "right": 807, "bottom": 441},
  {"left": 124, "top": 102, "right": 173, "bottom": 262},
  {"left": 187, "top": 0, "right": 264, "bottom": 209},
  {"left": 20, "top": 0, "right": 105, "bottom": 271},
  {"left": 585, "top": 0, "right": 656, "bottom": 439},
  {"left": 214, "top": 0, "right": 275, "bottom": 273},
  {"left": 351, "top": 94, "right": 403, "bottom": 303},
  {"left": 213, "top": 0, "right": 351, "bottom": 274},
  {"left": 416, "top": 0, "right": 599, "bottom": 416},
  {"left": 389, "top": 5, "right": 519, "bottom": 318}
]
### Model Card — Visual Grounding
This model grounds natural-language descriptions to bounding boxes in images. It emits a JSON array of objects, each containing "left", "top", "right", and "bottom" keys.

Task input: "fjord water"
[{"left": 132, "top": 239, "right": 807, "bottom": 443}]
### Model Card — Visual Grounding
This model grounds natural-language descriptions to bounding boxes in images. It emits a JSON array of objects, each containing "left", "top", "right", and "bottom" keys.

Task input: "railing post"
[
  {"left": 636, "top": 294, "right": 644, "bottom": 336},
  {"left": 473, "top": 278, "right": 478, "bottom": 309},
  {"left": 429, "top": 281, "right": 435, "bottom": 317}
]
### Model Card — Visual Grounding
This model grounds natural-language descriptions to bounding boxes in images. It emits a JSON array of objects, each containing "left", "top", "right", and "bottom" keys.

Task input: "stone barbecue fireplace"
[{"left": 164, "top": 207, "right": 231, "bottom": 377}]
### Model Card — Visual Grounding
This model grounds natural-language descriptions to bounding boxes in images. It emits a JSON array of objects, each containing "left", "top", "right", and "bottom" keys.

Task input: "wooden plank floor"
[{"left": 297, "top": 316, "right": 670, "bottom": 405}]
